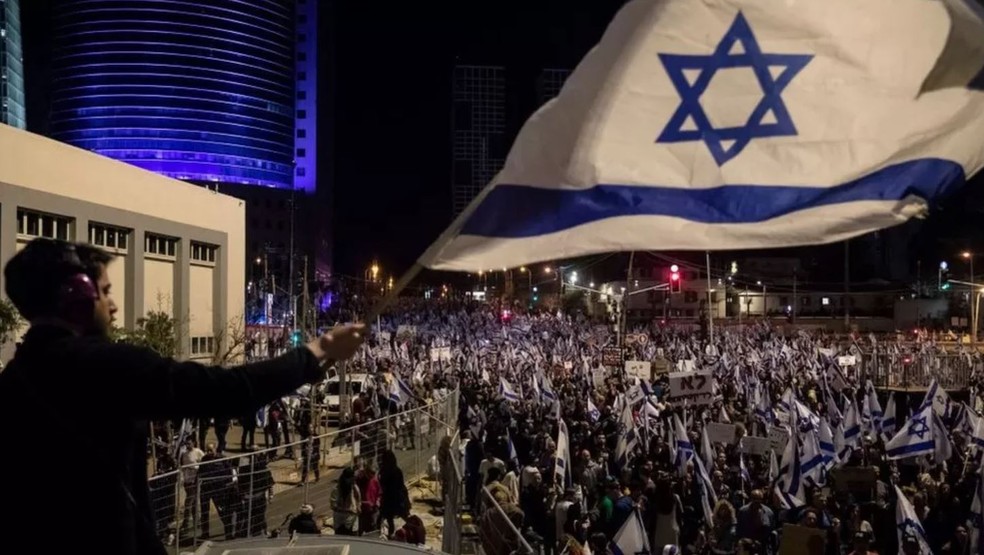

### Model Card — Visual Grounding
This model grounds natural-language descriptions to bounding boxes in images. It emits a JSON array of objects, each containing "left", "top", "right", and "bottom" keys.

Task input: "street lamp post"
[{"left": 963, "top": 252, "right": 976, "bottom": 343}]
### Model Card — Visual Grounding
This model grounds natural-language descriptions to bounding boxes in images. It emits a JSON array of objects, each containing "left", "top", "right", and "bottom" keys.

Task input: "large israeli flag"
[{"left": 420, "top": 0, "right": 984, "bottom": 272}]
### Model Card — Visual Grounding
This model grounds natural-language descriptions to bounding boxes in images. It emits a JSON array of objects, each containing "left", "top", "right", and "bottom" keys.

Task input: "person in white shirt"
[
  {"left": 478, "top": 452, "right": 505, "bottom": 486},
  {"left": 178, "top": 438, "right": 205, "bottom": 534}
]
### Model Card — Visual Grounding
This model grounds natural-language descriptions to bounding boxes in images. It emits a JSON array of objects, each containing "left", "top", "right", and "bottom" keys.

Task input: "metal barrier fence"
[
  {"left": 863, "top": 350, "right": 983, "bottom": 389},
  {"left": 441, "top": 431, "right": 463, "bottom": 555},
  {"left": 148, "top": 389, "right": 459, "bottom": 553},
  {"left": 477, "top": 486, "right": 535, "bottom": 555}
]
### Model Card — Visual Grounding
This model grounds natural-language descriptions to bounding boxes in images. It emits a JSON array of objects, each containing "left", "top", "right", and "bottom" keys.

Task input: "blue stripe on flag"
[
  {"left": 460, "top": 159, "right": 965, "bottom": 237},
  {"left": 886, "top": 440, "right": 936, "bottom": 458}
]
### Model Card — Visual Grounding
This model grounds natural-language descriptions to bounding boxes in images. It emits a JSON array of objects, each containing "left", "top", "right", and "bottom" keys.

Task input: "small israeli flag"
[
  {"left": 612, "top": 509, "right": 651, "bottom": 555},
  {"left": 895, "top": 485, "right": 933, "bottom": 555},
  {"left": 499, "top": 377, "right": 521, "bottom": 403},
  {"left": 587, "top": 395, "right": 602, "bottom": 423},
  {"left": 885, "top": 404, "right": 950, "bottom": 461}
]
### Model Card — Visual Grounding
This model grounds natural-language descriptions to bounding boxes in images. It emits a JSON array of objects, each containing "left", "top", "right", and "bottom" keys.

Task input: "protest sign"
[
  {"left": 666, "top": 370, "right": 713, "bottom": 406},
  {"left": 624, "top": 360, "right": 651, "bottom": 380}
]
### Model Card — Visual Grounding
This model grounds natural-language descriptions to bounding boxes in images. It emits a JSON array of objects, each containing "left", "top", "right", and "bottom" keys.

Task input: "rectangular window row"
[
  {"left": 89, "top": 223, "right": 129, "bottom": 251},
  {"left": 14, "top": 209, "right": 219, "bottom": 265},
  {"left": 191, "top": 242, "right": 217, "bottom": 263},
  {"left": 191, "top": 336, "right": 215, "bottom": 356},
  {"left": 16, "top": 209, "right": 73, "bottom": 241},
  {"left": 145, "top": 234, "right": 177, "bottom": 257}
]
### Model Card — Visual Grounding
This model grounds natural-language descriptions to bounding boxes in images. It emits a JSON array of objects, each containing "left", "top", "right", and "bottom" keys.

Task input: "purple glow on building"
[{"left": 49, "top": 0, "right": 304, "bottom": 191}]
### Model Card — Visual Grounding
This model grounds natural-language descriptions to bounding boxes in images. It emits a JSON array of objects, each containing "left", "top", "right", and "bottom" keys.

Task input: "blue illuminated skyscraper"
[
  {"left": 0, "top": 0, "right": 25, "bottom": 129},
  {"left": 49, "top": 0, "right": 316, "bottom": 194}
]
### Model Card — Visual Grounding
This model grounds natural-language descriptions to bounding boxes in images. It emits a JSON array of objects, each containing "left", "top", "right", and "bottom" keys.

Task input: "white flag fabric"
[
  {"left": 895, "top": 485, "right": 933, "bottom": 555},
  {"left": 885, "top": 404, "right": 951, "bottom": 461},
  {"left": 419, "top": 0, "right": 984, "bottom": 272},
  {"left": 499, "top": 378, "right": 521, "bottom": 403},
  {"left": 612, "top": 509, "right": 651, "bottom": 555},
  {"left": 881, "top": 392, "right": 898, "bottom": 442}
]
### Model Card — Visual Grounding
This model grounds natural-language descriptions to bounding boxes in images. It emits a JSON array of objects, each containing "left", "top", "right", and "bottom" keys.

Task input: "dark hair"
[
  {"left": 380, "top": 449, "right": 398, "bottom": 472},
  {"left": 4, "top": 239, "right": 113, "bottom": 320},
  {"left": 338, "top": 466, "right": 356, "bottom": 500}
]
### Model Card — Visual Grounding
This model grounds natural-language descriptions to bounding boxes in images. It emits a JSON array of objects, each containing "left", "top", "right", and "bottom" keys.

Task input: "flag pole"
[{"left": 706, "top": 251, "right": 715, "bottom": 344}]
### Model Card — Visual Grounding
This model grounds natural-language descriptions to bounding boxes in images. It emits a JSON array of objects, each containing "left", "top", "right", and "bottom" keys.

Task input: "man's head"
[{"left": 4, "top": 239, "right": 116, "bottom": 336}]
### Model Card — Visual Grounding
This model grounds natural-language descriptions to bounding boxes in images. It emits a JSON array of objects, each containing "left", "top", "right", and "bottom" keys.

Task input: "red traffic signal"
[{"left": 669, "top": 266, "right": 682, "bottom": 294}]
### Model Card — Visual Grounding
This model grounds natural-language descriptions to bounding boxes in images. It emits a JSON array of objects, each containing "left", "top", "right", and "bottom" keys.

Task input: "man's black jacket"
[{"left": 0, "top": 325, "right": 325, "bottom": 554}]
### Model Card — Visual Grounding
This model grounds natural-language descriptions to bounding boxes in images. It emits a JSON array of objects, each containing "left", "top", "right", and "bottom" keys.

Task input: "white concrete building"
[{"left": 0, "top": 124, "right": 245, "bottom": 362}]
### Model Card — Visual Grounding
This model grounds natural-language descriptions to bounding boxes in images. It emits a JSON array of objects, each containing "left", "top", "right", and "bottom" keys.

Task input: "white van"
[{"left": 323, "top": 373, "right": 374, "bottom": 423}]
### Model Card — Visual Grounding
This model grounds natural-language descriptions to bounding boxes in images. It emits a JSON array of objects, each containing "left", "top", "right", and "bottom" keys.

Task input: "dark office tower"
[
  {"left": 48, "top": 0, "right": 298, "bottom": 190},
  {"left": 451, "top": 65, "right": 506, "bottom": 217},
  {"left": 0, "top": 0, "right": 25, "bottom": 128}
]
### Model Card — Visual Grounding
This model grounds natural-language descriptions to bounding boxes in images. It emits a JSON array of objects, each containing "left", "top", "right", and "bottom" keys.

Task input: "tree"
[
  {"left": 212, "top": 315, "right": 248, "bottom": 366},
  {"left": 110, "top": 311, "right": 180, "bottom": 358},
  {"left": 0, "top": 298, "right": 23, "bottom": 362}
]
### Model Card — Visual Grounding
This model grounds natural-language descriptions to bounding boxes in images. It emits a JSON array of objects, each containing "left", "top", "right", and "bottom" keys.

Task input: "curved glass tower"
[
  {"left": 49, "top": 0, "right": 296, "bottom": 189},
  {"left": 0, "top": 0, "right": 25, "bottom": 129}
]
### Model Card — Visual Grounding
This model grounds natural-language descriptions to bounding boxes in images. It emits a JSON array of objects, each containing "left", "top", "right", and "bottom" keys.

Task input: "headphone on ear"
[{"left": 54, "top": 244, "right": 99, "bottom": 323}]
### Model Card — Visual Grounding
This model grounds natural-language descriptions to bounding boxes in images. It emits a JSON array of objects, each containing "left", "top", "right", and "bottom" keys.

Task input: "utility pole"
[
  {"left": 620, "top": 252, "right": 635, "bottom": 346},
  {"left": 706, "top": 252, "right": 714, "bottom": 343},
  {"left": 792, "top": 270, "right": 798, "bottom": 325},
  {"left": 844, "top": 240, "right": 850, "bottom": 329},
  {"left": 288, "top": 186, "right": 296, "bottom": 331},
  {"left": 302, "top": 255, "right": 310, "bottom": 337}
]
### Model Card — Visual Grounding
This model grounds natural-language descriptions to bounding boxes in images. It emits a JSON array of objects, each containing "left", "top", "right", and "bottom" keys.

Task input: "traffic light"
[
  {"left": 669, "top": 264, "right": 682, "bottom": 294},
  {"left": 940, "top": 261, "right": 952, "bottom": 291}
]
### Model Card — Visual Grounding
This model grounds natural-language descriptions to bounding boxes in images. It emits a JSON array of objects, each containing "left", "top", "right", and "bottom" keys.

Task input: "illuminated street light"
[
  {"left": 963, "top": 251, "right": 973, "bottom": 260},
  {"left": 544, "top": 266, "right": 553, "bottom": 274}
]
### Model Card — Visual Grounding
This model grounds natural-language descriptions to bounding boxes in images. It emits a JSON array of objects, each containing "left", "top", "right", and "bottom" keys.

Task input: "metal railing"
[
  {"left": 441, "top": 431, "right": 463, "bottom": 555},
  {"left": 862, "top": 350, "right": 983, "bottom": 389},
  {"left": 148, "top": 389, "right": 459, "bottom": 553},
  {"left": 477, "top": 486, "right": 535, "bottom": 555}
]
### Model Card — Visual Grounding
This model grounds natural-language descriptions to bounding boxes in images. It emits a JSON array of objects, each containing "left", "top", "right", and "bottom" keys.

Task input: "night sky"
[{"left": 19, "top": 0, "right": 984, "bottom": 282}]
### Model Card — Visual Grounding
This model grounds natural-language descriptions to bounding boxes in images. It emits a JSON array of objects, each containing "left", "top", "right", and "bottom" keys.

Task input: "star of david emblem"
[
  {"left": 656, "top": 12, "right": 813, "bottom": 165},
  {"left": 908, "top": 416, "right": 930, "bottom": 440}
]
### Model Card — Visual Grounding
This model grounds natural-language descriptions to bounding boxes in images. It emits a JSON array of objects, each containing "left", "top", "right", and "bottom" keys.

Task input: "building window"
[
  {"left": 801, "top": 297, "right": 811, "bottom": 306},
  {"left": 296, "top": 148, "right": 306, "bottom": 157},
  {"left": 298, "top": 71, "right": 307, "bottom": 81},
  {"left": 190, "top": 241, "right": 217, "bottom": 264},
  {"left": 297, "top": 33, "right": 307, "bottom": 43},
  {"left": 297, "top": 52, "right": 307, "bottom": 62},
  {"left": 296, "top": 166, "right": 306, "bottom": 177},
  {"left": 17, "top": 209, "right": 73, "bottom": 241},
  {"left": 145, "top": 233, "right": 177, "bottom": 257},
  {"left": 89, "top": 223, "right": 129, "bottom": 252},
  {"left": 297, "top": 109, "right": 307, "bottom": 119},
  {"left": 296, "top": 128, "right": 307, "bottom": 138},
  {"left": 191, "top": 336, "right": 215, "bottom": 356},
  {"left": 821, "top": 297, "right": 831, "bottom": 306},
  {"left": 298, "top": 14, "right": 307, "bottom": 23},
  {"left": 685, "top": 309, "right": 695, "bottom": 317}
]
